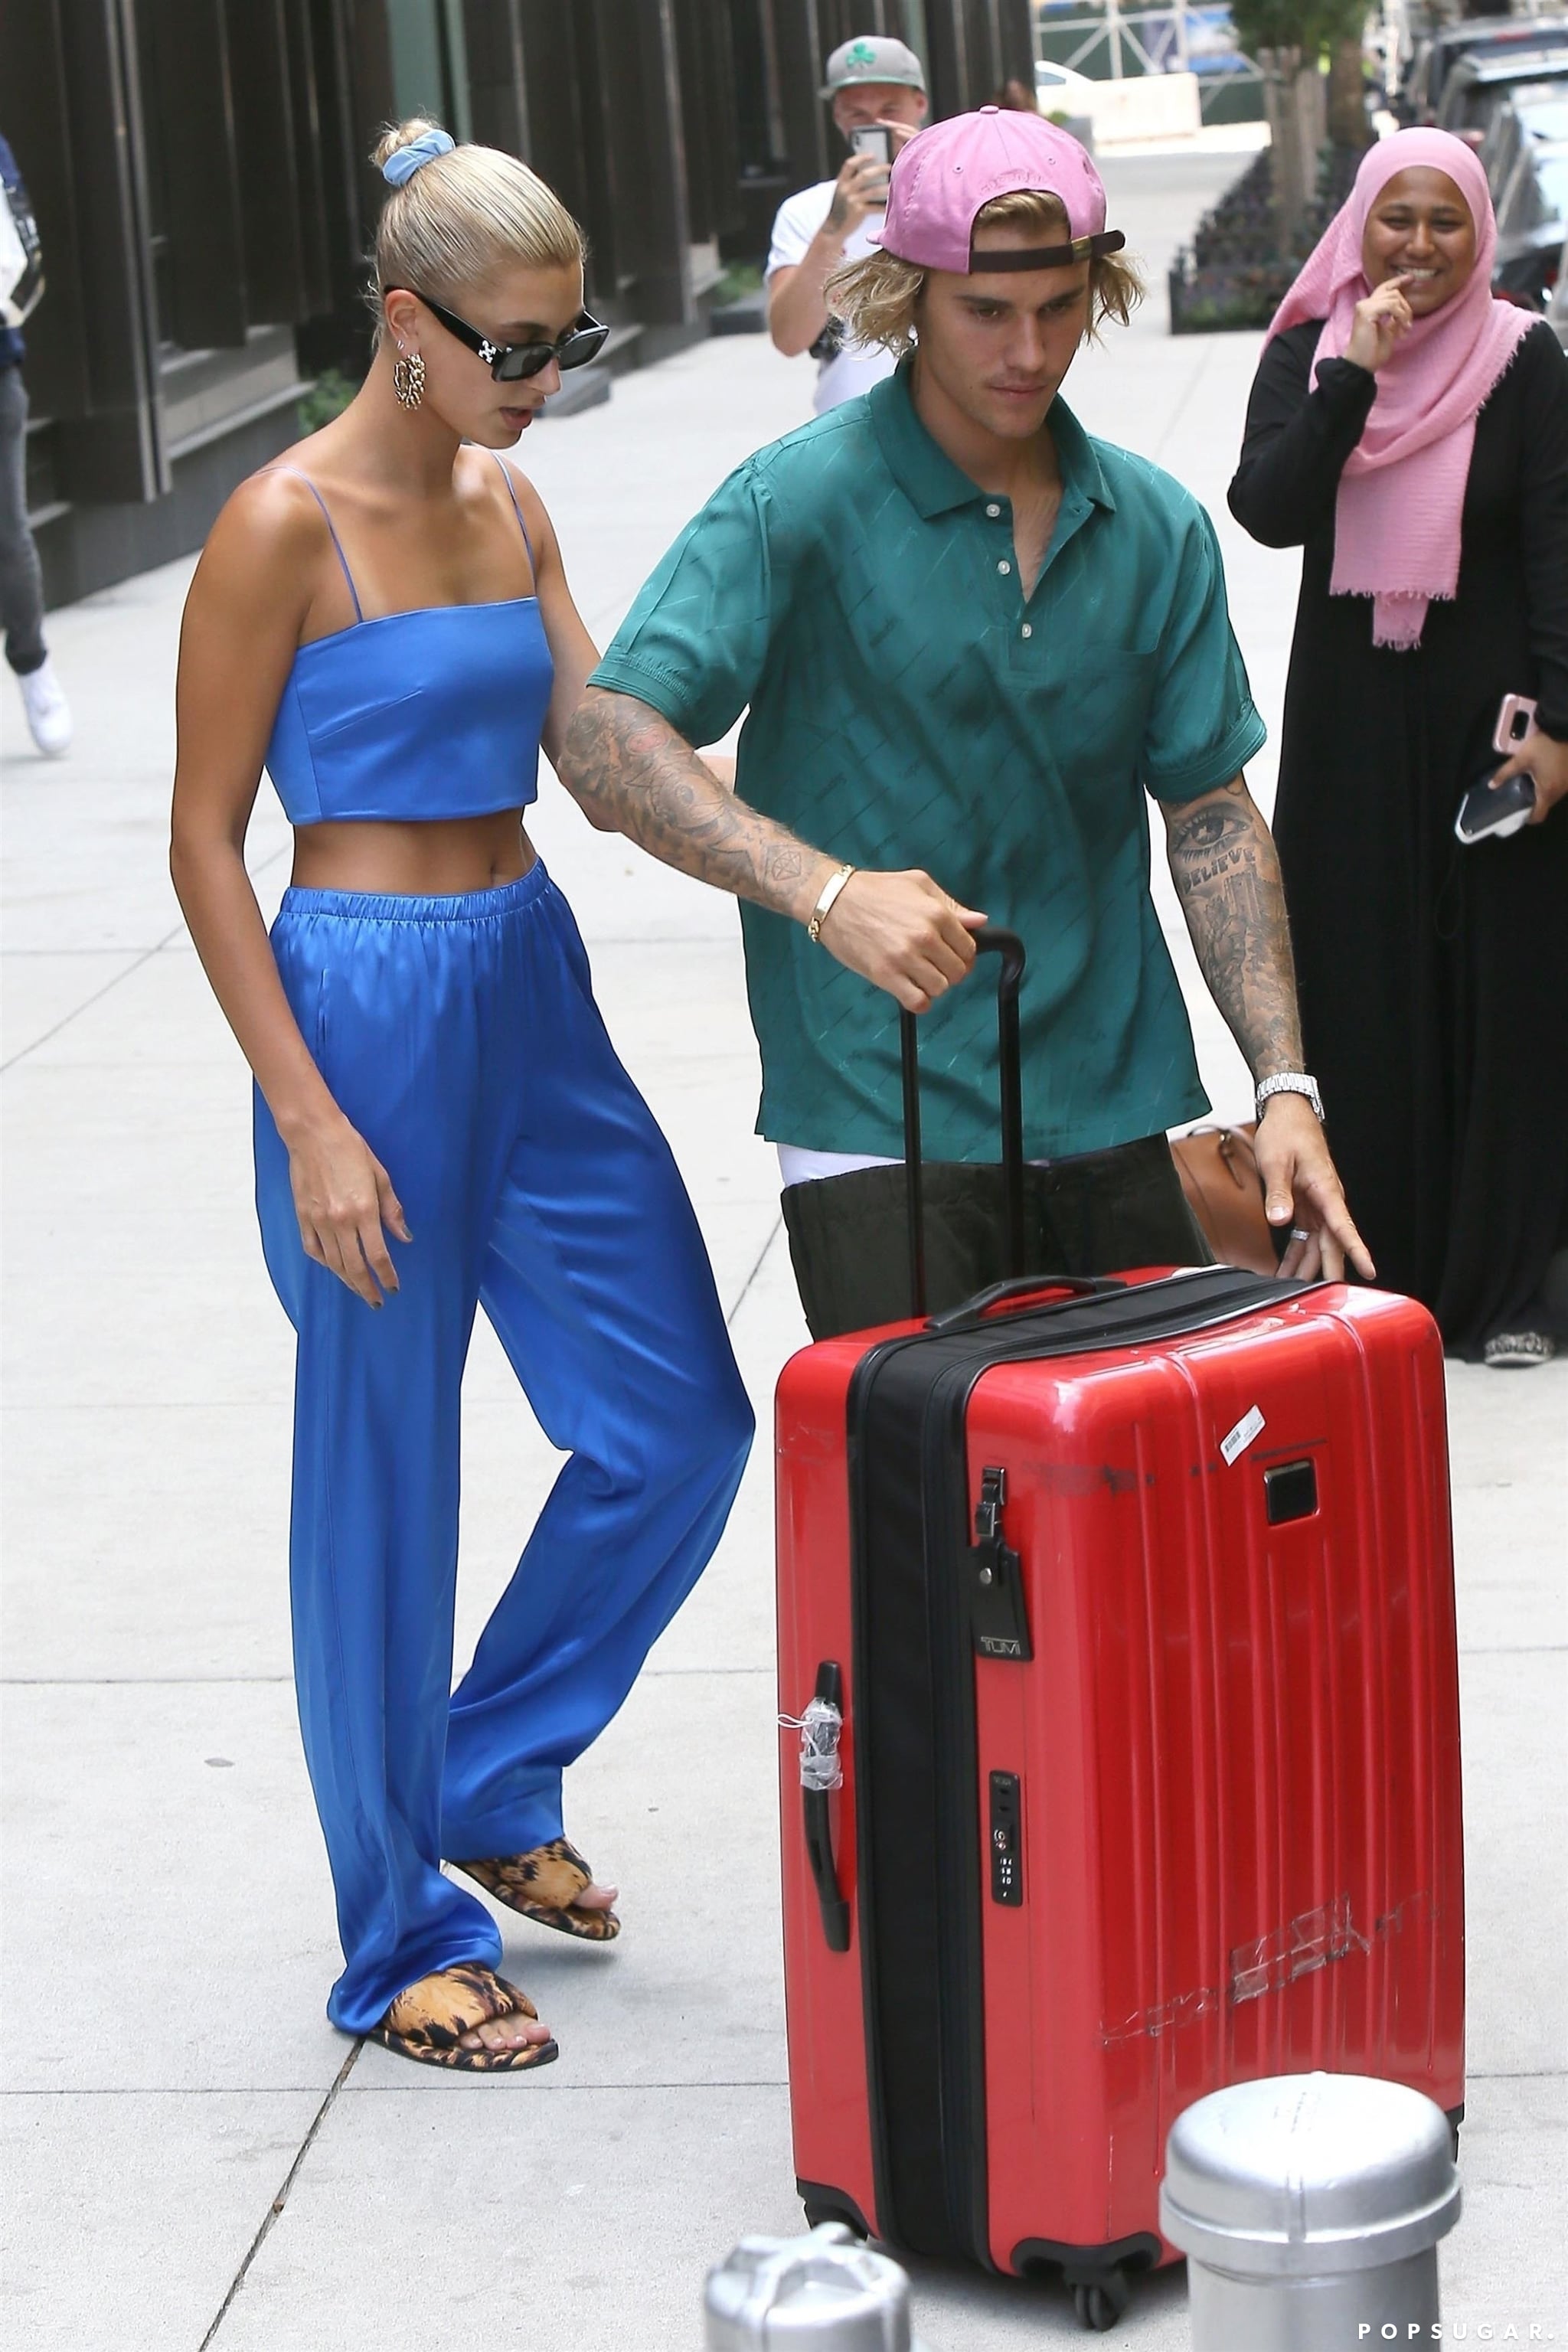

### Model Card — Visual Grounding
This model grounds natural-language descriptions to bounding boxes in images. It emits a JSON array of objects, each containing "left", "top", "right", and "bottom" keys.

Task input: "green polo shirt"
[{"left": 590, "top": 361, "right": 1266, "bottom": 1162}]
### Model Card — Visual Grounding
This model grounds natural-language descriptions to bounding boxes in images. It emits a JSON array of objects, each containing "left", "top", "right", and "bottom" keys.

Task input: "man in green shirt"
[{"left": 560, "top": 108, "right": 1370, "bottom": 1331}]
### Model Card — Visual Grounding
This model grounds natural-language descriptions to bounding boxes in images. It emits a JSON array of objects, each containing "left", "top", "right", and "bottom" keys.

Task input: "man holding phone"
[{"left": 766, "top": 36, "right": 929, "bottom": 413}]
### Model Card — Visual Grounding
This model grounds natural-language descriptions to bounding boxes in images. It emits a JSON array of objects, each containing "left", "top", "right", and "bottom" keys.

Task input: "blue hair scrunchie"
[{"left": 382, "top": 129, "right": 456, "bottom": 187}]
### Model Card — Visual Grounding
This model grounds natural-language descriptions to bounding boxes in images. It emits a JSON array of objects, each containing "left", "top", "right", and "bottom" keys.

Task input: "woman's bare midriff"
[{"left": 289, "top": 809, "right": 537, "bottom": 896}]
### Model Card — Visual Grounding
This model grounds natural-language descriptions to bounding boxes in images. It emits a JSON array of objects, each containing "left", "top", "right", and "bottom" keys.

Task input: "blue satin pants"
[{"left": 253, "top": 866, "right": 754, "bottom": 2033}]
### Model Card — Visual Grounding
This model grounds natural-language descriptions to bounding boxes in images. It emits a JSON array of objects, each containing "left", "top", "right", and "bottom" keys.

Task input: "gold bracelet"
[{"left": 807, "top": 863, "right": 856, "bottom": 946}]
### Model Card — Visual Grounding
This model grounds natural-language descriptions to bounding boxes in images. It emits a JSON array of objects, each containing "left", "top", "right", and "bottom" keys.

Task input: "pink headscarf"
[{"left": 1266, "top": 129, "right": 1533, "bottom": 648}]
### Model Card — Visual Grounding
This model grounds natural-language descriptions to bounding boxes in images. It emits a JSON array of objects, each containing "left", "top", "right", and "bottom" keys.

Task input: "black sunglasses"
[{"left": 409, "top": 291, "right": 609, "bottom": 381}]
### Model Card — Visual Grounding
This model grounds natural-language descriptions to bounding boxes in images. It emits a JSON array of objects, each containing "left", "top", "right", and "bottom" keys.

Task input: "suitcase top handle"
[
  {"left": 900, "top": 926, "right": 1026, "bottom": 1321},
  {"left": 926, "top": 1270, "right": 1125, "bottom": 1336}
]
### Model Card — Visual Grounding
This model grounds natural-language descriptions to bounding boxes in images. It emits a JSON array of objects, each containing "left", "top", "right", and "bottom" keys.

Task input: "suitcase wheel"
[
  {"left": 798, "top": 2184, "right": 871, "bottom": 2240},
  {"left": 802, "top": 2200, "right": 864, "bottom": 2236},
  {"left": 1072, "top": 2267, "right": 1131, "bottom": 2332}
]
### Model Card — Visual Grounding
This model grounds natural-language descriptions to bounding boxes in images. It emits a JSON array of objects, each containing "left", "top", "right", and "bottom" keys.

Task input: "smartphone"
[
  {"left": 850, "top": 126, "right": 892, "bottom": 168},
  {"left": 1493, "top": 693, "right": 1537, "bottom": 755},
  {"left": 1454, "top": 768, "right": 1536, "bottom": 844}
]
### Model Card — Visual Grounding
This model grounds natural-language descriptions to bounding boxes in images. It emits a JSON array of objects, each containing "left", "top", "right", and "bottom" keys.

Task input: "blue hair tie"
[{"left": 382, "top": 130, "right": 456, "bottom": 187}]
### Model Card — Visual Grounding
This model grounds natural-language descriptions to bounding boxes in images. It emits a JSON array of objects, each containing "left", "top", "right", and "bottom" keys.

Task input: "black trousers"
[
  {"left": 781, "top": 1134, "right": 1214, "bottom": 1341},
  {"left": 0, "top": 366, "right": 47, "bottom": 677}
]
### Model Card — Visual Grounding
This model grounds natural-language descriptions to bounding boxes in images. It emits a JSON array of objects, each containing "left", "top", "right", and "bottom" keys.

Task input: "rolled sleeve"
[
  {"left": 588, "top": 462, "right": 777, "bottom": 746},
  {"left": 1141, "top": 506, "right": 1267, "bottom": 803}
]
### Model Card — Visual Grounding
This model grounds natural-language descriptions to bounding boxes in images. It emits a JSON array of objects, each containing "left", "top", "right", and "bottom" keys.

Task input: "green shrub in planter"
[
  {"left": 297, "top": 369, "right": 358, "bottom": 435},
  {"left": 1170, "top": 143, "right": 1362, "bottom": 332}
]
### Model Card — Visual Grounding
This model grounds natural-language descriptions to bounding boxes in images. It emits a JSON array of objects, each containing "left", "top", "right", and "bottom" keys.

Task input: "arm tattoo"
[
  {"left": 558, "top": 689, "right": 828, "bottom": 919},
  {"left": 1163, "top": 778, "right": 1304, "bottom": 1080}
]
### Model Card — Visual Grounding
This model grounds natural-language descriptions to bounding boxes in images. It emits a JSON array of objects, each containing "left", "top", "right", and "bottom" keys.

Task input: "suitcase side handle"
[
  {"left": 926, "top": 1270, "right": 1125, "bottom": 1335},
  {"left": 900, "top": 926, "right": 1026, "bottom": 1319},
  {"left": 802, "top": 1661, "right": 851, "bottom": 1954}
]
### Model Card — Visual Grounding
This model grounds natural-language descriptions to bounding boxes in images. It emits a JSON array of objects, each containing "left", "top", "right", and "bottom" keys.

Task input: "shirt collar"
[{"left": 868, "top": 355, "right": 1116, "bottom": 521}]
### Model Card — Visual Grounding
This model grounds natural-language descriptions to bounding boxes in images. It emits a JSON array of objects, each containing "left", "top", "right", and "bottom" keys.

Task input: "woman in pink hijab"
[{"left": 1230, "top": 128, "right": 1568, "bottom": 1366}]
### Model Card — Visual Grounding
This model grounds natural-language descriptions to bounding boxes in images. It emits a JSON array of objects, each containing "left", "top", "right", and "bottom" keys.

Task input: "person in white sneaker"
[
  {"left": 766, "top": 35, "right": 929, "bottom": 415},
  {"left": 1, "top": 132, "right": 70, "bottom": 758}
]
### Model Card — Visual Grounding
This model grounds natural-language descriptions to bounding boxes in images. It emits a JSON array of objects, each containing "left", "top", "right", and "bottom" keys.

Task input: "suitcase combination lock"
[{"left": 970, "top": 1466, "right": 1034, "bottom": 1661}]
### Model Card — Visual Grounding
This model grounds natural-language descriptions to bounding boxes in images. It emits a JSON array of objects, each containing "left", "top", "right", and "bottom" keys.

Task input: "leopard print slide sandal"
[
  {"left": 369, "top": 1961, "right": 559, "bottom": 2072},
  {"left": 450, "top": 1838, "right": 621, "bottom": 1942}
]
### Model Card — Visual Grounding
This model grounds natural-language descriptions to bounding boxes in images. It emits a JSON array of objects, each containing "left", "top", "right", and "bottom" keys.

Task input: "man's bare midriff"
[{"left": 289, "top": 809, "right": 537, "bottom": 896}]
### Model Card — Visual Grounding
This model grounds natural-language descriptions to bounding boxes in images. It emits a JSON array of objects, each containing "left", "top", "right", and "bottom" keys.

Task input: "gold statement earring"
[{"left": 393, "top": 348, "right": 426, "bottom": 410}]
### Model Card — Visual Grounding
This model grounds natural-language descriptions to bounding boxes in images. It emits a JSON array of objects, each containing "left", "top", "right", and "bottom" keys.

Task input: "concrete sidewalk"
[{"left": 3, "top": 152, "right": 1563, "bottom": 2350}]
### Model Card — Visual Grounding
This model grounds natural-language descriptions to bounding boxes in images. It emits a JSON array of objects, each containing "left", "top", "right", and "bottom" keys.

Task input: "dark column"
[
  {"left": 726, "top": 0, "right": 793, "bottom": 260},
  {"left": 461, "top": 0, "right": 528, "bottom": 154},
  {"left": 582, "top": 0, "right": 693, "bottom": 330},
  {"left": 0, "top": 1, "right": 92, "bottom": 426},
  {"left": 771, "top": 0, "right": 831, "bottom": 190},
  {"left": 923, "top": 0, "right": 1031, "bottom": 114},
  {"left": 969, "top": 0, "right": 1034, "bottom": 99},
  {"left": 295, "top": 0, "right": 394, "bottom": 377},
  {"left": 134, "top": 0, "right": 247, "bottom": 349},
  {"left": 509, "top": 2, "right": 596, "bottom": 261},
  {"left": 733, "top": 0, "right": 788, "bottom": 175},
  {"left": 285, "top": 0, "right": 336, "bottom": 321},
  {"left": 342, "top": 0, "right": 399, "bottom": 234},
  {"left": 998, "top": 0, "right": 1033, "bottom": 90},
  {"left": 922, "top": 1, "right": 969, "bottom": 116},
  {"left": 46, "top": 0, "right": 166, "bottom": 504},
  {"left": 229, "top": 0, "right": 311, "bottom": 325},
  {"left": 672, "top": 0, "right": 743, "bottom": 251}
]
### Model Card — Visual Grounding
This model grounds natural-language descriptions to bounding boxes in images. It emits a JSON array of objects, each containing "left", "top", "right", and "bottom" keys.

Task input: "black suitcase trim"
[{"left": 845, "top": 1268, "right": 1310, "bottom": 2266}]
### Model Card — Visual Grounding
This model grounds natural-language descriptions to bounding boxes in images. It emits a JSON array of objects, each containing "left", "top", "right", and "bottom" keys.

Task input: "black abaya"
[{"left": 1229, "top": 319, "right": 1568, "bottom": 1357}]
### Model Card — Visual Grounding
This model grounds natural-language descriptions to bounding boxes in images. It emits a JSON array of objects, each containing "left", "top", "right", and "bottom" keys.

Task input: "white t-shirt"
[{"left": 766, "top": 181, "right": 898, "bottom": 415}]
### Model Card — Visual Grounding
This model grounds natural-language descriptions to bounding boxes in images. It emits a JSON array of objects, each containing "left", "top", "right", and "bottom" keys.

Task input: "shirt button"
[
  {"left": 985, "top": 502, "right": 1001, "bottom": 518},
  {"left": 1021, "top": 622, "right": 1033, "bottom": 639},
  {"left": 998, "top": 559, "right": 1011, "bottom": 575}
]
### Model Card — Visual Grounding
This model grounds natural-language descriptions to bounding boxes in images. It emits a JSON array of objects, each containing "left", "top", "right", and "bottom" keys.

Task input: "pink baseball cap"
[{"left": 876, "top": 105, "right": 1124, "bottom": 275}]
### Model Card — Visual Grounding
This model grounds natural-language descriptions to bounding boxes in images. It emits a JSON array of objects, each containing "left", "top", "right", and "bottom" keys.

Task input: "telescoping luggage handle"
[
  {"left": 900, "top": 926, "right": 1123, "bottom": 1327},
  {"left": 900, "top": 927, "right": 1026, "bottom": 1320}
]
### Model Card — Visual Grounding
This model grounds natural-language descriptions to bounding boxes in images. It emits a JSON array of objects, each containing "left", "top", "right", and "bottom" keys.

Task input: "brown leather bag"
[{"left": 1169, "top": 1122, "right": 1281, "bottom": 1276}]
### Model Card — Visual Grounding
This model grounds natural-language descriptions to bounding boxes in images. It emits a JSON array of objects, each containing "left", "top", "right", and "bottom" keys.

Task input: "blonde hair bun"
[
  {"left": 368, "top": 121, "right": 584, "bottom": 322},
  {"left": 371, "top": 116, "right": 449, "bottom": 173}
]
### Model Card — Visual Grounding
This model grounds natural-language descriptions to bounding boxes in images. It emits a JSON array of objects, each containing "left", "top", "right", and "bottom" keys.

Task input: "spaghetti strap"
[
  {"left": 490, "top": 453, "right": 537, "bottom": 582},
  {"left": 260, "top": 466, "right": 364, "bottom": 624}
]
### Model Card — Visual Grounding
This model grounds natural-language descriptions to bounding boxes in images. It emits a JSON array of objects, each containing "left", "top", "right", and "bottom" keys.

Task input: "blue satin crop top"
[{"left": 262, "top": 459, "right": 554, "bottom": 826}]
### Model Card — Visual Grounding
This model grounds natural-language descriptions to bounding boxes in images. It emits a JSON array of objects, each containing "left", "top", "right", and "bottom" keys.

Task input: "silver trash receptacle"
[
  {"left": 704, "top": 2223, "right": 929, "bottom": 2350},
  {"left": 1160, "top": 2072, "right": 1461, "bottom": 2350}
]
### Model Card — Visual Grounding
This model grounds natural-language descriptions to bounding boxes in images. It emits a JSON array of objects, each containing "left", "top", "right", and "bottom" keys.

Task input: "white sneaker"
[{"left": 18, "top": 658, "right": 72, "bottom": 756}]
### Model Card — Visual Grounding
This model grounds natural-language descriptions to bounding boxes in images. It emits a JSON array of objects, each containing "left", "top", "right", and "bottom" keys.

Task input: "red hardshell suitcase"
[{"left": 774, "top": 933, "right": 1465, "bottom": 2331}]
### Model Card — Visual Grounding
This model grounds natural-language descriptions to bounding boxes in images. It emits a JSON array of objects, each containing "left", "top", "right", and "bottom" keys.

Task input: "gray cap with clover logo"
[{"left": 818, "top": 34, "right": 926, "bottom": 98}]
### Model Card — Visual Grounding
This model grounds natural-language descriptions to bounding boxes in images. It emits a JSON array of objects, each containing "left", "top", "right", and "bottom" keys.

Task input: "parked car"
[
  {"left": 1546, "top": 234, "right": 1568, "bottom": 344},
  {"left": 1479, "top": 77, "right": 1568, "bottom": 194},
  {"left": 1033, "top": 60, "right": 1101, "bottom": 110},
  {"left": 1400, "top": 14, "right": 1568, "bottom": 124},
  {"left": 1438, "top": 45, "right": 1568, "bottom": 147},
  {"left": 1494, "top": 131, "right": 1568, "bottom": 308}
]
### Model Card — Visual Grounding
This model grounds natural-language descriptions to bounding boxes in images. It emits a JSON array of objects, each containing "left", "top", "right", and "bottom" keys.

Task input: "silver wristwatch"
[{"left": 1256, "top": 1072, "right": 1324, "bottom": 1122}]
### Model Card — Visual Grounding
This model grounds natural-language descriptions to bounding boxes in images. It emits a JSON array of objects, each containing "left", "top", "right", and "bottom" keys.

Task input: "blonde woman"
[
  {"left": 168, "top": 122, "right": 764, "bottom": 2069},
  {"left": 175, "top": 115, "right": 968, "bottom": 2068}
]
